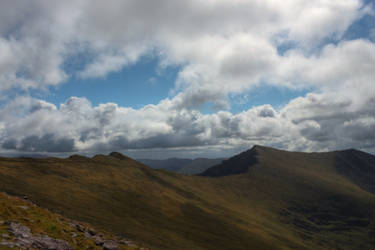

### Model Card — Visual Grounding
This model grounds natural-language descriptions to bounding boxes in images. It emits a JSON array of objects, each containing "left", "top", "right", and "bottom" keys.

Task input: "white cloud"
[
  {"left": 0, "top": 0, "right": 368, "bottom": 93},
  {"left": 1, "top": 92, "right": 374, "bottom": 155},
  {"left": 0, "top": 0, "right": 84, "bottom": 91},
  {"left": 0, "top": 0, "right": 375, "bottom": 155}
]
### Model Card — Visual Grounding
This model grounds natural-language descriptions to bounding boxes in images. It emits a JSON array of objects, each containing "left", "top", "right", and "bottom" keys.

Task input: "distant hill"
[
  {"left": 201, "top": 145, "right": 375, "bottom": 188},
  {"left": 137, "top": 158, "right": 192, "bottom": 172},
  {"left": 138, "top": 157, "right": 225, "bottom": 175},
  {"left": 1, "top": 146, "right": 375, "bottom": 249}
]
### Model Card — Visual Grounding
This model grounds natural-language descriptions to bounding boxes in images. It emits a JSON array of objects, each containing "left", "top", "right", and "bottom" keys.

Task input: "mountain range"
[{"left": 0, "top": 146, "right": 375, "bottom": 249}]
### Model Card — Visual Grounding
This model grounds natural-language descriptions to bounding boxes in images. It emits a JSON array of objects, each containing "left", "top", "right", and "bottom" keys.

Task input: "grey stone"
[
  {"left": 17, "top": 205, "right": 29, "bottom": 210},
  {"left": 92, "top": 235, "right": 104, "bottom": 246},
  {"left": 75, "top": 224, "right": 85, "bottom": 232},
  {"left": 32, "top": 235, "right": 73, "bottom": 250},
  {"left": 1, "top": 233, "right": 10, "bottom": 239},
  {"left": 88, "top": 228, "right": 96, "bottom": 236},
  {"left": 8, "top": 222, "right": 32, "bottom": 238},
  {"left": 84, "top": 231, "right": 92, "bottom": 238},
  {"left": 1, "top": 240, "right": 19, "bottom": 247},
  {"left": 102, "top": 240, "right": 119, "bottom": 250},
  {"left": 7, "top": 222, "right": 73, "bottom": 250},
  {"left": 16, "top": 237, "right": 34, "bottom": 247},
  {"left": 118, "top": 238, "right": 134, "bottom": 245}
]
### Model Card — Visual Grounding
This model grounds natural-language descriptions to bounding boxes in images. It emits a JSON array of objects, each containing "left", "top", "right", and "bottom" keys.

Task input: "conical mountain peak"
[{"left": 200, "top": 146, "right": 259, "bottom": 177}]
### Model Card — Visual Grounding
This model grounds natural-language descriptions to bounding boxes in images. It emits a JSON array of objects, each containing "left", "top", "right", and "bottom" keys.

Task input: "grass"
[
  {"left": 0, "top": 192, "right": 140, "bottom": 249},
  {"left": 0, "top": 146, "right": 374, "bottom": 249}
]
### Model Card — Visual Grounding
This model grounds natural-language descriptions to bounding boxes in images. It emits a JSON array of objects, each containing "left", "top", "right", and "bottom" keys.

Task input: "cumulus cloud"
[
  {"left": 0, "top": 0, "right": 368, "bottom": 92},
  {"left": 0, "top": 93, "right": 373, "bottom": 154},
  {"left": 0, "top": 0, "right": 84, "bottom": 91},
  {"left": 0, "top": 0, "right": 375, "bottom": 155},
  {"left": 0, "top": 97, "right": 274, "bottom": 153},
  {"left": 281, "top": 91, "right": 375, "bottom": 151}
]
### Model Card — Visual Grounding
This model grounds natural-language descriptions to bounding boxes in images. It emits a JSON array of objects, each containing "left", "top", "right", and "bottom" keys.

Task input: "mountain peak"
[
  {"left": 251, "top": 144, "right": 279, "bottom": 152},
  {"left": 109, "top": 152, "right": 131, "bottom": 160},
  {"left": 200, "top": 146, "right": 259, "bottom": 177}
]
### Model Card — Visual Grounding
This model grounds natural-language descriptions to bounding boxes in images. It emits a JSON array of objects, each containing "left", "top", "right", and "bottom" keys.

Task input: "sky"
[{"left": 0, "top": 0, "right": 375, "bottom": 159}]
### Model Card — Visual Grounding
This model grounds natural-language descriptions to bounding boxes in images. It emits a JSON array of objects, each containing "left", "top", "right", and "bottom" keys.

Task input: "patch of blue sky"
[
  {"left": 273, "top": 29, "right": 299, "bottom": 56},
  {"left": 343, "top": 11, "right": 375, "bottom": 41},
  {"left": 323, "top": 2, "right": 375, "bottom": 45},
  {"left": 43, "top": 56, "right": 179, "bottom": 109},
  {"left": 229, "top": 84, "right": 312, "bottom": 113},
  {"left": 276, "top": 39, "right": 298, "bottom": 56}
]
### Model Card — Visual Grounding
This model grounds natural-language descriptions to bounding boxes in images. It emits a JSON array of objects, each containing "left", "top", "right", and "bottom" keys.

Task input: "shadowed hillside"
[
  {"left": 1, "top": 146, "right": 375, "bottom": 249},
  {"left": 199, "top": 147, "right": 258, "bottom": 176}
]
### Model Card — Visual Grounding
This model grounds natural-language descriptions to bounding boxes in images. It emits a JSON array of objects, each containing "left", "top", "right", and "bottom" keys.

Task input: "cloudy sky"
[{"left": 0, "top": 0, "right": 374, "bottom": 159}]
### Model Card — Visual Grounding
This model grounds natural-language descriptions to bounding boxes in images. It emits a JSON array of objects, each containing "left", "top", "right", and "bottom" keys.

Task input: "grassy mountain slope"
[
  {"left": 0, "top": 146, "right": 375, "bottom": 249},
  {"left": 0, "top": 153, "right": 281, "bottom": 249},
  {"left": 138, "top": 158, "right": 225, "bottom": 175},
  {"left": 0, "top": 192, "right": 140, "bottom": 249},
  {"left": 201, "top": 146, "right": 375, "bottom": 248}
]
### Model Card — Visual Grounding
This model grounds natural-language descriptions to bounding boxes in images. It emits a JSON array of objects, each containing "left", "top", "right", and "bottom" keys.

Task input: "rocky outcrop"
[
  {"left": 1, "top": 222, "right": 73, "bottom": 249},
  {"left": 0, "top": 192, "right": 146, "bottom": 249},
  {"left": 1, "top": 220, "right": 145, "bottom": 249},
  {"left": 69, "top": 221, "right": 138, "bottom": 249}
]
